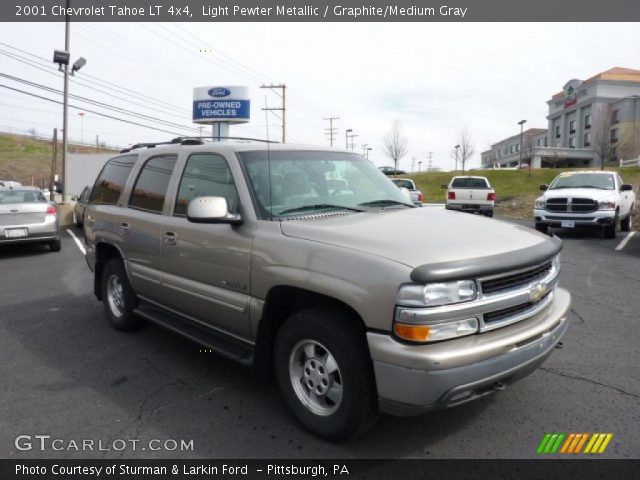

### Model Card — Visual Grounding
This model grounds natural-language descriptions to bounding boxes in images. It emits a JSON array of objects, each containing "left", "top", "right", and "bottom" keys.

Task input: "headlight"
[
  {"left": 397, "top": 280, "right": 477, "bottom": 308},
  {"left": 535, "top": 198, "right": 546, "bottom": 209},
  {"left": 598, "top": 200, "right": 616, "bottom": 210}
]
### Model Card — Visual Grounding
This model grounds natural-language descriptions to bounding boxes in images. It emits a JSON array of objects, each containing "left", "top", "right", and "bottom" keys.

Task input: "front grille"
[
  {"left": 545, "top": 197, "right": 597, "bottom": 213},
  {"left": 481, "top": 261, "right": 552, "bottom": 294},
  {"left": 546, "top": 215, "right": 594, "bottom": 221},
  {"left": 484, "top": 292, "right": 551, "bottom": 324}
]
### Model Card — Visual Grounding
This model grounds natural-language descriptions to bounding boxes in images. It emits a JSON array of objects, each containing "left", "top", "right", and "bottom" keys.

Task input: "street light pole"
[
  {"left": 61, "top": 5, "right": 70, "bottom": 201},
  {"left": 345, "top": 128, "right": 352, "bottom": 149},
  {"left": 518, "top": 119, "right": 526, "bottom": 169},
  {"left": 366, "top": 147, "right": 372, "bottom": 160},
  {"left": 454, "top": 144, "right": 460, "bottom": 172},
  {"left": 78, "top": 112, "right": 85, "bottom": 145}
]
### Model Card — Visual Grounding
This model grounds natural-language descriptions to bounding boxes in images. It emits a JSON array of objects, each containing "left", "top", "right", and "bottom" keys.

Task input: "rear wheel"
[
  {"left": 485, "top": 210, "right": 494, "bottom": 218},
  {"left": 48, "top": 239, "right": 61, "bottom": 252},
  {"left": 101, "top": 259, "right": 141, "bottom": 331},
  {"left": 274, "top": 307, "right": 378, "bottom": 441},
  {"left": 604, "top": 213, "right": 618, "bottom": 239}
]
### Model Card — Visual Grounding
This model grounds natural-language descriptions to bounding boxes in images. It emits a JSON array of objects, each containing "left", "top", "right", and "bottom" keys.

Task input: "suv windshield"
[
  {"left": 549, "top": 173, "right": 615, "bottom": 190},
  {"left": 238, "top": 151, "right": 411, "bottom": 218},
  {"left": 451, "top": 178, "right": 489, "bottom": 189},
  {"left": 0, "top": 190, "right": 46, "bottom": 204}
]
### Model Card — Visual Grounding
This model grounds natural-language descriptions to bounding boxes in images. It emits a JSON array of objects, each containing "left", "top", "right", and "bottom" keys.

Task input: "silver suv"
[{"left": 84, "top": 138, "right": 571, "bottom": 441}]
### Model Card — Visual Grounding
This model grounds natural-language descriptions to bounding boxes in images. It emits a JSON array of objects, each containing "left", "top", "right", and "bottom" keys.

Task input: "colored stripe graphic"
[{"left": 538, "top": 433, "right": 613, "bottom": 454}]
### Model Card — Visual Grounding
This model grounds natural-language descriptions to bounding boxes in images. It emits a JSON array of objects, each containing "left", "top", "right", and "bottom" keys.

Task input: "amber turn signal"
[{"left": 393, "top": 323, "right": 431, "bottom": 342}]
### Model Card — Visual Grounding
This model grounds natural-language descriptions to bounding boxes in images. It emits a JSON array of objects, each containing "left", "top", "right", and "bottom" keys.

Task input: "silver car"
[
  {"left": 84, "top": 140, "right": 570, "bottom": 441},
  {"left": 0, "top": 186, "right": 61, "bottom": 251}
]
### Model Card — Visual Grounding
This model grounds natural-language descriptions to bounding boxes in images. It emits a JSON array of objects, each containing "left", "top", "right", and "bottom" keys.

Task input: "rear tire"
[
  {"left": 48, "top": 239, "right": 61, "bottom": 252},
  {"left": 101, "top": 258, "right": 142, "bottom": 331},
  {"left": 485, "top": 211, "right": 494, "bottom": 218},
  {"left": 535, "top": 223, "right": 548, "bottom": 234},
  {"left": 274, "top": 306, "right": 379, "bottom": 441},
  {"left": 604, "top": 213, "right": 618, "bottom": 239}
]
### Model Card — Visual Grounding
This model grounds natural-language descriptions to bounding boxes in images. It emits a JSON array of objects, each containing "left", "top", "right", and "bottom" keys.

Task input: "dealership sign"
[{"left": 192, "top": 86, "right": 250, "bottom": 123}]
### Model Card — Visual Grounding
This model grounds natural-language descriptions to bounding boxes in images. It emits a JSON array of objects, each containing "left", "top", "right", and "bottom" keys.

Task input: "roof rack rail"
[{"left": 119, "top": 136, "right": 278, "bottom": 153}]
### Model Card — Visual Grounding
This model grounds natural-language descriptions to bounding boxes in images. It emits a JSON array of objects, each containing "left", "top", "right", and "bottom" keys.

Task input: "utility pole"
[
  {"left": 428, "top": 151, "right": 433, "bottom": 172},
  {"left": 261, "top": 84, "right": 286, "bottom": 143},
  {"left": 61, "top": 6, "right": 70, "bottom": 201},
  {"left": 50, "top": 128, "right": 57, "bottom": 202},
  {"left": 324, "top": 116, "right": 339, "bottom": 147}
]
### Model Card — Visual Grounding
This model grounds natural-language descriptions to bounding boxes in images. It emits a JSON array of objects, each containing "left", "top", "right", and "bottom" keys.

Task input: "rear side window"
[
  {"left": 451, "top": 178, "right": 490, "bottom": 189},
  {"left": 128, "top": 155, "right": 178, "bottom": 214},
  {"left": 174, "top": 153, "right": 239, "bottom": 216},
  {"left": 392, "top": 179, "right": 415, "bottom": 190},
  {"left": 89, "top": 155, "right": 137, "bottom": 205}
]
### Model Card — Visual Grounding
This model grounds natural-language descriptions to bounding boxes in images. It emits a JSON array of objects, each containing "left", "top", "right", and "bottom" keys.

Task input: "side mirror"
[
  {"left": 540, "top": 184, "right": 549, "bottom": 191},
  {"left": 441, "top": 184, "right": 448, "bottom": 189},
  {"left": 187, "top": 196, "right": 242, "bottom": 225},
  {"left": 620, "top": 184, "right": 633, "bottom": 192}
]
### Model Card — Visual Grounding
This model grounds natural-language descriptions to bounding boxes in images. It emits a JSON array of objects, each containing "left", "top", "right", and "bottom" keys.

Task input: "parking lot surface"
[{"left": 1, "top": 221, "right": 639, "bottom": 459}]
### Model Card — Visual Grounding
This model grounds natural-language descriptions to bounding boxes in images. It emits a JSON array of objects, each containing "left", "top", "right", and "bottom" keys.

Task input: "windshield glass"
[
  {"left": 0, "top": 190, "right": 46, "bottom": 204},
  {"left": 451, "top": 177, "right": 489, "bottom": 189},
  {"left": 391, "top": 179, "right": 415, "bottom": 190},
  {"left": 549, "top": 173, "right": 615, "bottom": 190},
  {"left": 238, "top": 150, "right": 410, "bottom": 218}
]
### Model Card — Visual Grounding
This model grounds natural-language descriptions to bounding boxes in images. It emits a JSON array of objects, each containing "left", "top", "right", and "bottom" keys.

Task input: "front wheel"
[
  {"left": 535, "top": 223, "right": 548, "bottom": 234},
  {"left": 620, "top": 206, "right": 633, "bottom": 232},
  {"left": 101, "top": 259, "right": 142, "bottom": 331},
  {"left": 274, "top": 307, "right": 378, "bottom": 441},
  {"left": 604, "top": 213, "right": 618, "bottom": 239}
]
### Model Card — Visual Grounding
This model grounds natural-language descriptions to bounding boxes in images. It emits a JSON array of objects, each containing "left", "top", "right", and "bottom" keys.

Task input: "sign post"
[{"left": 193, "top": 86, "right": 250, "bottom": 140}]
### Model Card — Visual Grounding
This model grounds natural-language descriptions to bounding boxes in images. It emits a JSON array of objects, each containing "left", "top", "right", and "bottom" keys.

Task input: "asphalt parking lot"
[{"left": 1, "top": 220, "right": 639, "bottom": 459}]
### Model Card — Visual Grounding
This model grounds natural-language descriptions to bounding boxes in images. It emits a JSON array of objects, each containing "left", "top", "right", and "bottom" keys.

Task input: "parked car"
[
  {"left": 0, "top": 186, "right": 61, "bottom": 251},
  {"left": 379, "top": 166, "right": 406, "bottom": 176},
  {"left": 85, "top": 139, "right": 570, "bottom": 441},
  {"left": 444, "top": 176, "right": 496, "bottom": 217},
  {"left": 534, "top": 171, "right": 636, "bottom": 238},
  {"left": 0, "top": 180, "right": 22, "bottom": 188},
  {"left": 73, "top": 185, "right": 92, "bottom": 227},
  {"left": 391, "top": 178, "right": 423, "bottom": 206}
]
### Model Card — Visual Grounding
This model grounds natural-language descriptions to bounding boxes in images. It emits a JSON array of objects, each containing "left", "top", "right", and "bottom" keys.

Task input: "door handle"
[
  {"left": 119, "top": 222, "right": 130, "bottom": 235},
  {"left": 163, "top": 231, "right": 177, "bottom": 245}
]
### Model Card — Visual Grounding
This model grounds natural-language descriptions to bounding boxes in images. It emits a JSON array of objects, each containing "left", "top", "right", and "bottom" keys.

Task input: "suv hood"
[
  {"left": 280, "top": 207, "right": 551, "bottom": 269},
  {"left": 542, "top": 188, "right": 616, "bottom": 201}
]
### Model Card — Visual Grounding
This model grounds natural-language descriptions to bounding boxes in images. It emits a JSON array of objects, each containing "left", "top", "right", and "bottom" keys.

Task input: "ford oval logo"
[{"left": 208, "top": 87, "right": 231, "bottom": 98}]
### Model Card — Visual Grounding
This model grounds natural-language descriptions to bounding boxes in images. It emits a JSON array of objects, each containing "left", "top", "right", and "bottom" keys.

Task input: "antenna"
[{"left": 265, "top": 95, "right": 273, "bottom": 221}]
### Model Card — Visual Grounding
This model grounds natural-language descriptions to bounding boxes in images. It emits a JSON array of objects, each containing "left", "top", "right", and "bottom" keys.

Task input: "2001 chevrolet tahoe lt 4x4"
[{"left": 84, "top": 138, "right": 571, "bottom": 441}]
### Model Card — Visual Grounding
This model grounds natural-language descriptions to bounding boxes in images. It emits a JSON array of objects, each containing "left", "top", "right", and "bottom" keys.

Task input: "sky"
[{"left": 1, "top": 22, "right": 639, "bottom": 171}]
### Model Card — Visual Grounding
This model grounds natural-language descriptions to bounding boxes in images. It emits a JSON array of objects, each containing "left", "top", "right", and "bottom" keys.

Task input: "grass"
[{"left": 0, "top": 133, "right": 117, "bottom": 186}]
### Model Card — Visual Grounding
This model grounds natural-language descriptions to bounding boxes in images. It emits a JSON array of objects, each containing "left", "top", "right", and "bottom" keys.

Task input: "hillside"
[{"left": 0, "top": 133, "right": 118, "bottom": 186}]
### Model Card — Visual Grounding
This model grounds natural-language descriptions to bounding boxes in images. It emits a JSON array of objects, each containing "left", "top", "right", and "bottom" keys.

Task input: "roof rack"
[{"left": 119, "top": 136, "right": 278, "bottom": 153}]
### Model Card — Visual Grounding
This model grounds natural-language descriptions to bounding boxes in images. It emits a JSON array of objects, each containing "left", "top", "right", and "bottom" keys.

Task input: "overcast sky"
[{"left": 1, "top": 22, "right": 639, "bottom": 170}]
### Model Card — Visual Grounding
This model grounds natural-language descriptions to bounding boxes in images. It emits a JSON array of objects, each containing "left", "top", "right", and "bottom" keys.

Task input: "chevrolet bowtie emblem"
[{"left": 530, "top": 283, "right": 547, "bottom": 303}]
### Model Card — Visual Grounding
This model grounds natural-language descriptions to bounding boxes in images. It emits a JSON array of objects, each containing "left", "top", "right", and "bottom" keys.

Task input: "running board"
[{"left": 133, "top": 302, "right": 254, "bottom": 366}]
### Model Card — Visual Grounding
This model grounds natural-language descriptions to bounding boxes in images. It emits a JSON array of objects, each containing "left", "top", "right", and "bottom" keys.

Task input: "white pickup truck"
[
  {"left": 444, "top": 176, "right": 495, "bottom": 217},
  {"left": 534, "top": 171, "right": 636, "bottom": 238}
]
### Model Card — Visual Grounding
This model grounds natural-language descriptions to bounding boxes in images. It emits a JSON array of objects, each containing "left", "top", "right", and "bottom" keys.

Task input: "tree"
[
  {"left": 456, "top": 129, "right": 475, "bottom": 172},
  {"left": 382, "top": 120, "right": 408, "bottom": 173},
  {"left": 618, "top": 123, "right": 640, "bottom": 162}
]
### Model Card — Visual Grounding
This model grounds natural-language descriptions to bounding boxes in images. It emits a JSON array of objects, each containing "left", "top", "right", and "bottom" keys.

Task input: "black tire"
[
  {"left": 535, "top": 223, "right": 548, "bottom": 234},
  {"left": 274, "top": 306, "right": 379, "bottom": 441},
  {"left": 621, "top": 206, "right": 633, "bottom": 232},
  {"left": 48, "top": 239, "right": 61, "bottom": 252},
  {"left": 604, "top": 213, "right": 618, "bottom": 239},
  {"left": 485, "top": 211, "right": 494, "bottom": 218},
  {"left": 101, "top": 258, "right": 142, "bottom": 331}
]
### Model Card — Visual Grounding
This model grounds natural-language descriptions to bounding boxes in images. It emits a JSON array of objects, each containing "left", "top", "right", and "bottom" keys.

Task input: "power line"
[
  {"left": 323, "top": 116, "right": 339, "bottom": 147},
  {"left": 261, "top": 84, "right": 286, "bottom": 143}
]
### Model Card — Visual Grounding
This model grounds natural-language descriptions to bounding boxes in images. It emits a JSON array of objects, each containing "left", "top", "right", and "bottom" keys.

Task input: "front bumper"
[
  {"left": 534, "top": 208, "right": 615, "bottom": 228},
  {"left": 368, "top": 287, "right": 571, "bottom": 416}
]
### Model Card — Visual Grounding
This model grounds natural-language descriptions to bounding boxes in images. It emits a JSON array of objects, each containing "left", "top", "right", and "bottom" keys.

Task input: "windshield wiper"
[
  {"left": 358, "top": 199, "right": 414, "bottom": 208},
  {"left": 278, "top": 204, "right": 365, "bottom": 215}
]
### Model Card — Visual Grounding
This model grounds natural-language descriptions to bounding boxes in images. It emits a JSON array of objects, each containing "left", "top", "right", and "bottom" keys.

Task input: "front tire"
[
  {"left": 621, "top": 206, "right": 633, "bottom": 232},
  {"left": 48, "top": 239, "right": 61, "bottom": 252},
  {"left": 101, "top": 259, "right": 141, "bottom": 331},
  {"left": 604, "top": 213, "right": 618, "bottom": 239},
  {"left": 274, "top": 307, "right": 378, "bottom": 441},
  {"left": 535, "top": 223, "right": 548, "bottom": 234}
]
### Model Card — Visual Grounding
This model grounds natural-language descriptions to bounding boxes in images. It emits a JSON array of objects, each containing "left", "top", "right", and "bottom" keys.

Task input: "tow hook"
[{"left": 492, "top": 381, "right": 506, "bottom": 392}]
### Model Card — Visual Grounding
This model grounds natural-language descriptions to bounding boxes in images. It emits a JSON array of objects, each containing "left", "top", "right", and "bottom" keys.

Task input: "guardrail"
[{"left": 619, "top": 157, "right": 640, "bottom": 167}]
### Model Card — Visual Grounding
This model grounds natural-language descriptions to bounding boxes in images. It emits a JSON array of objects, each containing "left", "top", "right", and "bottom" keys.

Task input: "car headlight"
[
  {"left": 397, "top": 280, "right": 477, "bottom": 308},
  {"left": 598, "top": 200, "right": 616, "bottom": 210},
  {"left": 535, "top": 198, "right": 546, "bottom": 209}
]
